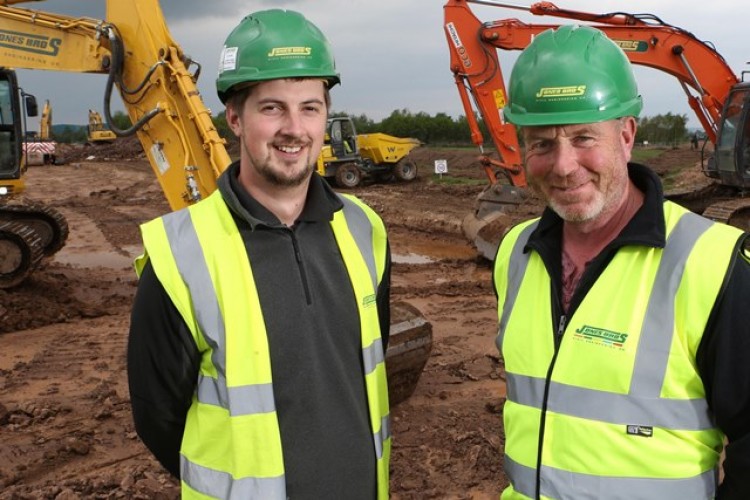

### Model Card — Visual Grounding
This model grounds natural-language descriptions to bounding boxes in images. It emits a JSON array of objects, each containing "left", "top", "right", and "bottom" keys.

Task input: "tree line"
[
  {"left": 48, "top": 109, "right": 691, "bottom": 147},
  {"left": 215, "top": 109, "right": 692, "bottom": 147}
]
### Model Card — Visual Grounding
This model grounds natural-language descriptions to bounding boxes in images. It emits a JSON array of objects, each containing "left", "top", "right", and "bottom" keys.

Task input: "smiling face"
[
  {"left": 226, "top": 78, "right": 328, "bottom": 190},
  {"left": 521, "top": 117, "right": 636, "bottom": 226}
]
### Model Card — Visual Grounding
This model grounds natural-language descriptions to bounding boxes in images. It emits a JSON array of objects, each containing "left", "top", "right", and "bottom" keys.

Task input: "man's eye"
[
  {"left": 528, "top": 141, "right": 551, "bottom": 152},
  {"left": 303, "top": 105, "right": 322, "bottom": 114}
]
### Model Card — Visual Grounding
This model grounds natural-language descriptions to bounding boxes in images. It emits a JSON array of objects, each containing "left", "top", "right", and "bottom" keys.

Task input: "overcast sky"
[{"left": 11, "top": 0, "right": 747, "bottom": 132}]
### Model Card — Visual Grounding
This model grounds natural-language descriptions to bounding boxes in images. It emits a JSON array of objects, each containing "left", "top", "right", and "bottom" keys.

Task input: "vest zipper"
[
  {"left": 534, "top": 313, "right": 567, "bottom": 499},
  {"left": 290, "top": 231, "right": 312, "bottom": 305},
  {"left": 555, "top": 314, "right": 567, "bottom": 348}
]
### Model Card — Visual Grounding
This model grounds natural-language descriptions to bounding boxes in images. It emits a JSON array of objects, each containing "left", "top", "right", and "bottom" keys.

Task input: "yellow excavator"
[
  {"left": 39, "top": 99, "right": 51, "bottom": 140},
  {"left": 26, "top": 98, "right": 58, "bottom": 165},
  {"left": 0, "top": 69, "right": 67, "bottom": 282},
  {"left": 87, "top": 108, "right": 117, "bottom": 143},
  {"left": 0, "top": 0, "right": 431, "bottom": 405}
]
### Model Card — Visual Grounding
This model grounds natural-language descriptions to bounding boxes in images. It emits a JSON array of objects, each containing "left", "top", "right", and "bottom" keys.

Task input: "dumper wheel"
[
  {"left": 394, "top": 159, "right": 418, "bottom": 182},
  {"left": 335, "top": 163, "right": 362, "bottom": 188}
]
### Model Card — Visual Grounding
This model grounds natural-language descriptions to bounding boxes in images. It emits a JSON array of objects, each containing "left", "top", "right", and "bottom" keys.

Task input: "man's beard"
[
  {"left": 258, "top": 158, "right": 315, "bottom": 187},
  {"left": 244, "top": 142, "right": 315, "bottom": 187}
]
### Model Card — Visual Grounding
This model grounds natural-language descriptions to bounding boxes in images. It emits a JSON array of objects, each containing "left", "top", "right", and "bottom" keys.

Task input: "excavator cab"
[
  {"left": 87, "top": 109, "right": 117, "bottom": 144},
  {"left": 0, "top": 68, "right": 26, "bottom": 190},
  {"left": 328, "top": 117, "right": 358, "bottom": 160},
  {"left": 710, "top": 83, "right": 750, "bottom": 187}
]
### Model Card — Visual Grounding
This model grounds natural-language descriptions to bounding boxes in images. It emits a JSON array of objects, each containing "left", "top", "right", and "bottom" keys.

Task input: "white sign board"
[{"left": 434, "top": 159, "right": 448, "bottom": 174}]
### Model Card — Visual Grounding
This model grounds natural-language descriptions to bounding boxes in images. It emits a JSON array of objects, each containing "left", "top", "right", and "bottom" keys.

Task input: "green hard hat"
[
  {"left": 503, "top": 24, "right": 642, "bottom": 126},
  {"left": 216, "top": 9, "right": 340, "bottom": 103}
]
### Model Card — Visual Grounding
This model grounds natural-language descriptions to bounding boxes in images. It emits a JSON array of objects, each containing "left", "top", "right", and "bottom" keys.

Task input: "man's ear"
[
  {"left": 226, "top": 105, "right": 242, "bottom": 138},
  {"left": 621, "top": 116, "right": 637, "bottom": 149}
]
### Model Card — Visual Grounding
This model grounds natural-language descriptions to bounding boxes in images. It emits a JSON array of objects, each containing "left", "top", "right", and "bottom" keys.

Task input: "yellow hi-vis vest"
[
  {"left": 493, "top": 201, "right": 743, "bottom": 500},
  {"left": 135, "top": 190, "right": 391, "bottom": 499}
]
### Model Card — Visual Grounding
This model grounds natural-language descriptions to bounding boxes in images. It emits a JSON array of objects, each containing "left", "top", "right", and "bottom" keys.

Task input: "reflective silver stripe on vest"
[
  {"left": 339, "top": 195, "right": 378, "bottom": 291},
  {"left": 163, "top": 210, "right": 241, "bottom": 410},
  {"left": 496, "top": 222, "right": 538, "bottom": 352},
  {"left": 181, "top": 457, "right": 286, "bottom": 500},
  {"left": 507, "top": 372, "right": 712, "bottom": 430},
  {"left": 630, "top": 212, "right": 713, "bottom": 398},
  {"left": 362, "top": 338, "right": 385, "bottom": 376},
  {"left": 196, "top": 375, "right": 276, "bottom": 416},
  {"left": 505, "top": 454, "right": 716, "bottom": 500},
  {"left": 374, "top": 414, "right": 391, "bottom": 459},
  {"left": 163, "top": 210, "right": 286, "bottom": 497},
  {"left": 338, "top": 196, "right": 392, "bottom": 463}
]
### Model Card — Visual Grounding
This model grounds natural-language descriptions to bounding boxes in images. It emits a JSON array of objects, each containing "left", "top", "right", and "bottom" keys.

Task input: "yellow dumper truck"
[{"left": 317, "top": 116, "right": 421, "bottom": 188}]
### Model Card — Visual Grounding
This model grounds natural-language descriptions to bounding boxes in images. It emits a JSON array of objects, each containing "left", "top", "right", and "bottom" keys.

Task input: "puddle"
[
  {"left": 54, "top": 251, "right": 134, "bottom": 269},
  {"left": 392, "top": 253, "right": 433, "bottom": 264},
  {"left": 53, "top": 245, "right": 142, "bottom": 270},
  {"left": 392, "top": 240, "right": 478, "bottom": 264}
]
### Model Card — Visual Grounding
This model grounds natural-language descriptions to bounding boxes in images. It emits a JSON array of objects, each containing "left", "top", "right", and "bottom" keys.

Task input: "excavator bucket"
[
  {"left": 385, "top": 301, "right": 433, "bottom": 406},
  {"left": 462, "top": 183, "right": 535, "bottom": 260}
]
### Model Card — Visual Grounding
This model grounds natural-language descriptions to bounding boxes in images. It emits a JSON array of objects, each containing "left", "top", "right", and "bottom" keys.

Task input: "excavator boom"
[{"left": 39, "top": 100, "right": 51, "bottom": 140}]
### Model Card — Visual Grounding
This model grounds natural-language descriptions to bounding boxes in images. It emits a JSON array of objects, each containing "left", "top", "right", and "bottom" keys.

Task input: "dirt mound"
[{"left": 55, "top": 136, "right": 145, "bottom": 164}]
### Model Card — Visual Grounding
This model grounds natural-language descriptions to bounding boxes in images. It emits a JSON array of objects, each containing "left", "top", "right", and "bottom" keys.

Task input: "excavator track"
[
  {"left": 0, "top": 220, "right": 44, "bottom": 289},
  {"left": 702, "top": 198, "right": 750, "bottom": 232},
  {"left": 0, "top": 200, "right": 69, "bottom": 256}
]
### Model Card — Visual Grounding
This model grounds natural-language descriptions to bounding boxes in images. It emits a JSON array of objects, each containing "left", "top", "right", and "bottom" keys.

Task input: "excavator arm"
[
  {"left": 443, "top": 0, "right": 740, "bottom": 186},
  {"left": 0, "top": 0, "right": 231, "bottom": 210},
  {"left": 39, "top": 99, "right": 50, "bottom": 140}
]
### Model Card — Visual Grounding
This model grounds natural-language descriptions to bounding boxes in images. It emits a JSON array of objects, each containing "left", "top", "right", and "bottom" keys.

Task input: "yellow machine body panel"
[{"left": 357, "top": 133, "right": 421, "bottom": 165}]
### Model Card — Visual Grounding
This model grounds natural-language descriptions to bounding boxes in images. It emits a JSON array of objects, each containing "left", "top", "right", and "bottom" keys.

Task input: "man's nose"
[
  {"left": 549, "top": 140, "right": 578, "bottom": 177},
  {"left": 280, "top": 111, "right": 304, "bottom": 137}
]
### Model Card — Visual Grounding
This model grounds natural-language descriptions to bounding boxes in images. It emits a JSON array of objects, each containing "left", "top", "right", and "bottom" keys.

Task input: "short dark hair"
[{"left": 225, "top": 78, "right": 331, "bottom": 115}]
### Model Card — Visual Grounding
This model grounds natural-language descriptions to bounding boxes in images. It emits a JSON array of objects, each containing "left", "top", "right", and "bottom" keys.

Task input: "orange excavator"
[{"left": 444, "top": 0, "right": 750, "bottom": 258}]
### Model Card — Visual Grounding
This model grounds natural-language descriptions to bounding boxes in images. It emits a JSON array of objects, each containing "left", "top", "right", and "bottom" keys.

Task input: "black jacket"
[
  {"left": 518, "top": 163, "right": 750, "bottom": 499},
  {"left": 127, "top": 163, "right": 390, "bottom": 499}
]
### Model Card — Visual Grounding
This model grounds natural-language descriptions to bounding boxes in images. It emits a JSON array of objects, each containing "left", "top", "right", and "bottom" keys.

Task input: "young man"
[
  {"left": 127, "top": 10, "right": 391, "bottom": 499},
  {"left": 493, "top": 25, "right": 750, "bottom": 499}
]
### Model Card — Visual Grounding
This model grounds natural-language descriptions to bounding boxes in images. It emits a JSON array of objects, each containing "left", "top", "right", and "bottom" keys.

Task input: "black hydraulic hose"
[{"left": 103, "top": 27, "right": 159, "bottom": 137}]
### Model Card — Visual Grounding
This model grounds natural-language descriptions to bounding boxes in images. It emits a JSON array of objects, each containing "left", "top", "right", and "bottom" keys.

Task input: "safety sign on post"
[{"left": 434, "top": 159, "right": 448, "bottom": 178}]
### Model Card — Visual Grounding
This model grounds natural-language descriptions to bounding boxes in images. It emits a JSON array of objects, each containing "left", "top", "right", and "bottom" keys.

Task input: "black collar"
[{"left": 218, "top": 161, "right": 344, "bottom": 229}]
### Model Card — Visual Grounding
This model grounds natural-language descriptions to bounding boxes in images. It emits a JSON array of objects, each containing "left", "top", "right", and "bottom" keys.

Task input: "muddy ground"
[{"left": 0, "top": 141, "right": 705, "bottom": 499}]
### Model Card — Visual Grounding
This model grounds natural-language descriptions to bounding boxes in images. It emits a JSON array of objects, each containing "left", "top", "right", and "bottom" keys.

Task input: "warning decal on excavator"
[
  {"left": 150, "top": 144, "right": 170, "bottom": 175},
  {"left": 445, "top": 22, "right": 472, "bottom": 69},
  {"left": 493, "top": 89, "right": 506, "bottom": 109}
]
